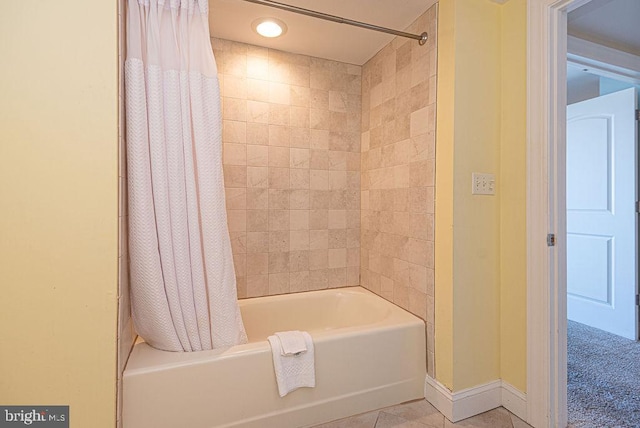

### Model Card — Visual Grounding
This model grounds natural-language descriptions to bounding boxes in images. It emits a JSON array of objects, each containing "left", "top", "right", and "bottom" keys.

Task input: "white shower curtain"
[{"left": 125, "top": 0, "right": 247, "bottom": 351}]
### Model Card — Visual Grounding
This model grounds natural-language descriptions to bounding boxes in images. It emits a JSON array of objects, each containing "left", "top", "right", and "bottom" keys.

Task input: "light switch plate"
[{"left": 472, "top": 173, "right": 496, "bottom": 195}]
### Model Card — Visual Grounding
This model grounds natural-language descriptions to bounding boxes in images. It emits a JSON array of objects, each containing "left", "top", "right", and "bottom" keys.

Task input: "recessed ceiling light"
[{"left": 252, "top": 18, "right": 287, "bottom": 38}]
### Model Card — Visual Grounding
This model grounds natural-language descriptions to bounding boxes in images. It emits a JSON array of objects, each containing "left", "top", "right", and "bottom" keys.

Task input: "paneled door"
[{"left": 567, "top": 87, "right": 638, "bottom": 340}]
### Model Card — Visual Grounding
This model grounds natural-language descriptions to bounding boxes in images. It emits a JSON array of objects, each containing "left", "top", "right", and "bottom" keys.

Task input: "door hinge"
[
  {"left": 636, "top": 201, "right": 640, "bottom": 213},
  {"left": 547, "top": 233, "right": 556, "bottom": 247},
  {"left": 636, "top": 294, "right": 639, "bottom": 306},
  {"left": 636, "top": 109, "right": 640, "bottom": 121}
]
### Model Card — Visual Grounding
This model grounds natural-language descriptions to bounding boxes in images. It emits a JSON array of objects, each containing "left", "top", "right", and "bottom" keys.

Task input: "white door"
[{"left": 567, "top": 87, "right": 639, "bottom": 340}]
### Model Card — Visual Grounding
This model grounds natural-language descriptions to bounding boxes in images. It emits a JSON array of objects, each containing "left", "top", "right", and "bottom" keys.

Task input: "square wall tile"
[
  {"left": 217, "top": 37, "right": 361, "bottom": 300},
  {"left": 358, "top": 5, "right": 437, "bottom": 373}
]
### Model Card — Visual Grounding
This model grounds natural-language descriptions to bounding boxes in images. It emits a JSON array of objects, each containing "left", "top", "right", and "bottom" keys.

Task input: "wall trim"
[
  {"left": 567, "top": 35, "right": 640, "bottom": 85},
  {"left": 424, "top": 377, "right": 526, "bottom": 423},
  {"left": 501, "top": 381, "right": 527, "bottom": 421},
  {"left": 527, "top": 1, "right": 595, "bottom": 427}
]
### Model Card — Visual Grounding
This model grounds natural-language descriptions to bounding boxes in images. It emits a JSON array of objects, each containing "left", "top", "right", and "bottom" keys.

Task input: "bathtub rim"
[{"left": 124, "top": 286, "right": 425, "bottom": 376}]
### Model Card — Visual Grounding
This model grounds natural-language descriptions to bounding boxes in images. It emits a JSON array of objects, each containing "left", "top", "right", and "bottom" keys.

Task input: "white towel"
[
  {"left": 267, "top": 331, "right": 315, "bottom": 397},
  {"left": 275, "top": 331, "right": 308, "bottom": 355}
]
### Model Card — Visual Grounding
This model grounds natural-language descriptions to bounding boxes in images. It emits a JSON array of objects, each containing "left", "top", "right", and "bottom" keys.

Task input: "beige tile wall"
[
  {"left": 360, "top": 6, "right": 438, "bottom": 376},
  {"left": 213, "top": 38, "right": 362, "bottom": 299}
]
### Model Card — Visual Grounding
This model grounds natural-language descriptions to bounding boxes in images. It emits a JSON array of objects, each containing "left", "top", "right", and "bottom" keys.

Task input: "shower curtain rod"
[{"left": 241, "top": 0, "right": 429, "bottom": 45}]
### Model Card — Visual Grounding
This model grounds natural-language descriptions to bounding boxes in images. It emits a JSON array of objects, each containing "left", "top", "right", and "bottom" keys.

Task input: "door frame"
[{"left": 526, "top": 0, "right": 590, "bottom": 427}]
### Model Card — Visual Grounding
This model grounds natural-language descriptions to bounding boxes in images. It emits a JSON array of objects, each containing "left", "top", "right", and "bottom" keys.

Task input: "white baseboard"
[
  {"left": 501, "top": 381, "right": 527, "bottom": 421},
  {"left": 424, "top": 376, "right": 527, "bottom": 423}
]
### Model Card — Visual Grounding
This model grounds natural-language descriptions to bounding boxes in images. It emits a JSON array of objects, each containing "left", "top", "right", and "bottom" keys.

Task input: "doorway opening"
[
  {"left": 527, "top": 0, "right": 640, "bottom": 427},
  {"left": 565, "top": 2, "right": 640, "bottom": 426},
  {"left": 566, "top": 74, "right": 639, "bottom": 428}
]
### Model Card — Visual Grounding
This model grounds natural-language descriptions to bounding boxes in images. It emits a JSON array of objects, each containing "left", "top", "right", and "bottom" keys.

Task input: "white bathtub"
[{"left": 123, "top": 286, "right": 426, "bottom": 428}]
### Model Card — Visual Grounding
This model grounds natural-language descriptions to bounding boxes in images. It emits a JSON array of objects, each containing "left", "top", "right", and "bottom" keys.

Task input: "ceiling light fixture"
[{"left": 252, "top": 18, "right": 287, "bottom": 38}]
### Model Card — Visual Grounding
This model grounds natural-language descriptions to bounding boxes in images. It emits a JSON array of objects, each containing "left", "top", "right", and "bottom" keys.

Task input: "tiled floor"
[{"left": 312, "top": 400, "right": 532, "bottom": 428}]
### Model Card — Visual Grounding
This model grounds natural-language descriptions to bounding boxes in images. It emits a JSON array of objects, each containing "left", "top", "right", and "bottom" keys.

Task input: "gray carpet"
[{"left": 568, "top": 320, "right": 640, "bottom": 428}]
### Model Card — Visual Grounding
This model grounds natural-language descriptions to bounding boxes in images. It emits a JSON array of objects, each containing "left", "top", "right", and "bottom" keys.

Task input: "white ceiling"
[
  {"left": 566, "top": 0, "right": 640, "bottom": 89},
  {"left": 209, "top": 0, "right": 437, "bottom": 65},
  {"left": 568, "top": 0, "right": 640, "bottom": 56},
  {"left": 567, "top": 62, "right": 601, "bottom": 88}
]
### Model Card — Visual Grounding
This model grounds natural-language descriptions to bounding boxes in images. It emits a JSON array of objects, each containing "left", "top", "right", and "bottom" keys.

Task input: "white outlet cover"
[{"left": 472, "top": 172, "right": 496, "bottom": 195}]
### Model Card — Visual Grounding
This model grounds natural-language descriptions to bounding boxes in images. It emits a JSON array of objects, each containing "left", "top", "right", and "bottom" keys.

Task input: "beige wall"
[
  {"left": 360, "top": 6, "right": 438, "bottom": 377},
  {"left": 434, "top": 0, "right": 456, "bottom": 388},
  {"left": 213, "top": 39, "right": 362, "bottom": 298},
  {"left": 0, "top": 1, "right": 120, "bottom": 427},
  {"left": 500, "top": 0, "right": 527, "bottom": 393},
  {"left": 117, "top": 0, "right": 135, "bottom": 425},
  {"left": 435, "top": 0, "right": 527, "bottom": 393},
  {"left": 452, "top": 0, "right": 502, "bottom": 391}
]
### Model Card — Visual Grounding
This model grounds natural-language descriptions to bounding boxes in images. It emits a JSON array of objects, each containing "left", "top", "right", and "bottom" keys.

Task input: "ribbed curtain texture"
[{"left": 125, "top": 0, "right": 247, "bottom": 351}]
